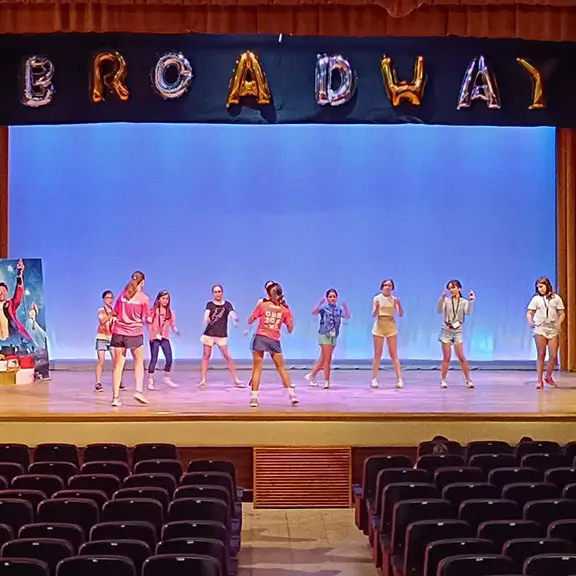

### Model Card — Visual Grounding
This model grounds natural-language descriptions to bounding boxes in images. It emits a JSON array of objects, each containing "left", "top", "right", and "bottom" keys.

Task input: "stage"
[{"left": 1, "top": 368, "right": 576, "bottom": 448}]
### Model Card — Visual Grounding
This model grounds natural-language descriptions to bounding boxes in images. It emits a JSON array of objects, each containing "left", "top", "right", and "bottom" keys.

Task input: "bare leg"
[
  {"left": 534, "top": 335, "right": 547, "bottom": 388},
  {"left": 218, "top": 345, "right": 242, "bottom": 385},
  {"left": 250, "top": 351, "right": 264, "bottom": 391},
  {"left": 272, "top": 352, "right": 298, "bottom": 404},
  {"left": 546, "top": 337, "right": 559, "bottom": 386},
  {"left": 95, "top": 350, "right": 106, "bottom": 386},
  {"left": 201, "top": 345, "right": 212, "bottom": 386},
  {"left": 112, "top": 347, "right": 126, "bottom": 401},
  {"left": 454, "top": 342, "right": 472, "bottom": 383},
  {"left": 372, "top": 335, "right": 384, "bottom": 382},
  {"left": 322, "top": 344, "right": 334, "bottom": 384},
  {"left": 440, "top": 343, "right": 452, "bottom": 381},
  {"left": 131, "top": 346, "right": 145, "bottom": 394},
  {"left": 386, "top": 334, "right": 402, "bottom": 382},
  {"left": 310, "top": 347, "right": 326, "bottom": 380}
]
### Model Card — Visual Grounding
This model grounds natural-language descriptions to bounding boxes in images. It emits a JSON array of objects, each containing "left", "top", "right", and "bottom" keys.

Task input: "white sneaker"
[
  {"left": 111, "top": 398, "right": 122, "bottom": 407},
  {"left": 134, "top": 392, "right": 149, "bottom": 405},
  {"left": 323, "top": 381, "right": 330, "bottom": 389},
  {"left": 147, "top": 377, "right": 155, "bottom": 391},
  {"left": 440, "top": 380, "right": 448, "bottom": 389},
  {"left": 466, "top": 380, "right": 475, "bottom": 389},
  {"left": 164, "top": 376, "right": 178, "bottom": 388},
  {"left": 371, "top": 379, "right": 379, "bottom": 389},
  {"left": 250, "top": 397, "right": 259, "bottom": 408},
  {"left": 199, "top": 380, "right": 206, "bottom": 389},
  {"left": 290, "top": 394, "right": 299, "bottom": 405},
  {"left": 234, "top": 380, "right": 246, "bottom": 388},
  {"left": 396, "top": 379, "right": 404, "bottom": 389},
  {"left": 305, "top": 373, "right": 317, "bottom": 387}
]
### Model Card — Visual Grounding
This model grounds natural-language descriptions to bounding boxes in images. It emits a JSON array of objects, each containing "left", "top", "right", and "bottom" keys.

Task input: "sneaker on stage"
[
  {"left": 440, "top": 380, "right": 448, "bottom": 388},
  {"left": 164, "top": 376, "right": 178, "bottom": 388},
  {"left": 111, "top": 398, "right": 121, "bottom": 407},
  {"left": 95, "top": 383, "right": 103, "bottom": 392},
  {"left": 370, "top": 379, "right": 379, "bottom": 389},
  {"left": 305, "top": 373, "right": 317, "bottom": 387},
  {"left": 147, "top": 377, "right": 156, "bottom": 391},
  {"left": 134, "top": 392, "right": 149, "bottom": 405}
]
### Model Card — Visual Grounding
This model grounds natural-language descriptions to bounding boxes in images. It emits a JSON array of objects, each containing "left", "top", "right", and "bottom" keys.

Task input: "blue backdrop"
[{"left": 9, "top": 124, "right": 556, "bottom": 361}]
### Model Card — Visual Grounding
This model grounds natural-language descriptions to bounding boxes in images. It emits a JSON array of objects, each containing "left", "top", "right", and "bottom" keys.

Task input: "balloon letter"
[
  {"left": 380, "top": 56, "right": 426, "bottom": 106},
  {"left": 91, "top": 51, "right": 130, "bottom": 103},
  {"left": 152, "top": 52, "right": 193, "bottom": 100},
  {"left": 457, "top": 55, "right": 501, "bottom": 110},
  {"left": 226, "top": 51, "right": 271, "bottom": 108},
  {"left": 516, "top": 58, "right": 546, "bottom": 110},
  {"left": 315, "top": 54, "right": 356, "bottom": 107},
  {"left": 21, "top": 56, "right": 55, "bottom": 108}
]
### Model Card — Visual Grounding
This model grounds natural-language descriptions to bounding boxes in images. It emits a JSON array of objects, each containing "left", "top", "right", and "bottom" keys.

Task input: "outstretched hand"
[{"left": 469, "top": 290, "right": 476, "bottom": 301}]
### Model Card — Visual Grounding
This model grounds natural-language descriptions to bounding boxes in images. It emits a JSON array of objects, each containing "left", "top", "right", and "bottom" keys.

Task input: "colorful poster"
[{"left": 0, "top": 258, "right": 49, "bottom": 381}]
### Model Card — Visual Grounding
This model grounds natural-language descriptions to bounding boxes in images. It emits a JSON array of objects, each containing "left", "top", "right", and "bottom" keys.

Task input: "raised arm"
[
  {"left": 465, "top": 291, "right": 475, "bottom": 315},
  {"left": 372, "top": 297, "right": 380, "bottom": 317},
  {"left": 342, "top": 301, "right": 351, "bottom": 320},
  {"left": 312, "top": 297, "right": 325, "bottom": 315},
  {"left": 437, "top": 294, "right": 446, "bottom": 314},
  {"left": 284, "top": 308, "right": 294, "bottom": 333},
  {"left": 394, "top": 296, "right": 404, "bottom": 318}
]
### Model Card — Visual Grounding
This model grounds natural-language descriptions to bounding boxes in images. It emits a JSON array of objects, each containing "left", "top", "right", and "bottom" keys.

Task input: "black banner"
[{"left": 2, "top": 33, "right": 576, "bottom": 126}]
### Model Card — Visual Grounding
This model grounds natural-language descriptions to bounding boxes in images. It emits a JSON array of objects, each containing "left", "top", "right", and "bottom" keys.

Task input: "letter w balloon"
[{"left": 315, "top": 54, "right": 356, "bottom": 107}]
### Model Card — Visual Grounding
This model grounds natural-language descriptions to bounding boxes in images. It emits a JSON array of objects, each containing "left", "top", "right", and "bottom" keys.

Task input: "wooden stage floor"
[{"left": 1, "top": 369, "right": 576, "bottom": 447}]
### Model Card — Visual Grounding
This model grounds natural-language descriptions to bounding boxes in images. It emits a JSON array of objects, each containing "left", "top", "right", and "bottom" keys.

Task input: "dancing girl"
[
  {"left": 246, "top": 282, "right": 297, "bottom": 408},
  {"left": 371, "top": 279, "right": 404, "bottom": 389},
  {"left": 110, "top": 271, "right": 150, "bottom": 407},
  {"left": 305, "top": 289, "right": 350, "bottom": 389},
  {"left": 200, "top": 284, "right": 243, "bottom": 388},
  {"left": 527, "top": 276, "right": 565, "bottom": 389},
  {"left": 438, "top": 279, "right": 475, "bottom": 389},
  {"left": 147, "top": 290, "right": 179, "bottom": 390},
  {"left": 95, "top": 290, "right": 124, "bottom": 392}
]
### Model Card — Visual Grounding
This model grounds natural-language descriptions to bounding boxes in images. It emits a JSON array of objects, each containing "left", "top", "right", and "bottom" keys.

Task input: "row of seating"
[{"left": 354, "top": 439, "right": 576, "bottom": 576}]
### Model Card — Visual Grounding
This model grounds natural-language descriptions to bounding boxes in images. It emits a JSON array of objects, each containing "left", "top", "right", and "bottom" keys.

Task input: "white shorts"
[
  {"left": 201, "top": 335, "right": 228, "bottom": 347},
  {"left": 534, "top": 325, "right": 560, "bottom": 340}
]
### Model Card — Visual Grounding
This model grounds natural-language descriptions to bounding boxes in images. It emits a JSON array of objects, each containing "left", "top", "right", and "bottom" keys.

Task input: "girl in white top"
[
  {"left": 371, "top": 279, "right": 404, "bottom": 389},
  {"left": 526, "top": 276, "right": 565, "bottom": 389}
]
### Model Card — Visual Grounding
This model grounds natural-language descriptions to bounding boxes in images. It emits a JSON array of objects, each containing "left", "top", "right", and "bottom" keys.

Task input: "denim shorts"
[
  {"left": 251, "top": 334, "right": 282, "bottom": 355},
  {"left": 318, "top": 333, "right": 337, "bottom": 346},
  {"left": 439, "top": 328, "right": 463, "bottom": 345},
  {"left": 95, "top": 338, "right": 111, "bottom": 352}
]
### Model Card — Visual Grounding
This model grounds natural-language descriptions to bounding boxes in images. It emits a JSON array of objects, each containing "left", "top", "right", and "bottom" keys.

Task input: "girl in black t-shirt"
[{"left": 200, "top": 284, "right": 243, "bottom": 388}]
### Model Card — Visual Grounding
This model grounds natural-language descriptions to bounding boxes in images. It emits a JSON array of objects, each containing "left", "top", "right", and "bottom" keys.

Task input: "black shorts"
[
  {"left": 251, "top": 334, "right": 282, "bottom": 355},
  {"left": 110, "top": 334, "right": 144, "bottom": 349}
]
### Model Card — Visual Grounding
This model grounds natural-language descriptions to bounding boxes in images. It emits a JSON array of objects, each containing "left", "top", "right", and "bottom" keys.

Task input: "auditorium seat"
[
  {"left": 502, "top": 537, "right": 574, "bottom": 571},
  {"left": 52, "top": 490, "right": 108, "bottom": 510},
  {"left": 523, "top": 553, "right": 576, "bottom": 576},
  {"left": 0, "top": 524, "right": 12, "bottom": 547},
  {"left": 437, "top": 554, "right": 515, "bottom": 576},
  {"left": 80, "top": 462, "right": 131, "bottom": 481},
  {"left": 79, "top": 539, "right": 151, "bottom": 573},
  {"left": 544, "top": 467, "right": 576, "bottom": 489},
  {"left": 101, "top": 498, "right": 164, "bottom": 534},
  {"left": 0, "top": 480, "right": 5, "bottom": 492},
  {"left": 68, "top": 474, "right": 120, "bottom": 498},
  {"left": 33, "top": 445, "right": 79, "bottom": 468},
  {"left": 469, "top": 454, "right": 519, "bottom": 474},
  {"left": 83, "top": 444, "right": 129, "bottom": 464},
  {"left": 524, "top": 499, "right": 576, "bottom": 527},
  {"left": 0, "top": 558, "right": 49, "bottom": 576},
  {"left": 488, "top": 467, "right": 541, "bottom": 489},
  {"left": 134, "top": 460, "right": 183, "bottom": 481},
  {"left": 477, "top": 520, "right": 542, "bottom": 550},
  {"left": 142, "top": 554, "right": 220, "bottom": 576},
  {"left": 548, "top": 519, "right": 576, "bottom": 545},
  {"left": 174, "top": 486, "right": 230, "bottom": 510},
  {"left": 1, "top": 538, "right": 74, "bottom": 576},
  {"left": 562, "top": 482, "right": 576, "bottom": 499},
  {"left": 160, "top": 520, "right": 229, "bottom": 550},
  {"left": 466, "top": 441, "right": 513, "bottom": 462},
  {"left": 19, "top": 523, "right": 85, "bottom": 552},
  {"left": 403, "top": 519, "right": 472, "bottom": 576},
  {"left": 37, "top": 498, "right": 99, "bottom": 535},
  {"left": 416, "top": 455, "right": 466, "bottom": 478},
  {"left": 459, "top": 499, "right": 520, "bottom": 530},
  {"left": 563, "top": 442, "right": 576, "bottom": 462},
  {"left": 0, "top": 464, "right": 25, "bottom": 484},
  {"left": 56, "top": 556, "right": 136, "bottom": 576},
  {"left": 0, "top": 444, "right": 30, "bottom": 470},
  {"left": 0, "top": 490, "right": 46, "bottom": 508},
  {"left": 187, "top": 460, "right": 237, "bottom": 486},
  {"left": 416, "top": 440, "right": 463, "bottom": 459},
  {"left": 12, "top": 475, "right": 64, "bottom": 497},
  {"left": 90, "top": 521, "right": 157, "bottom": 552},
  {"left": 123, "top": 474, "right": 176, "bottom": 496},
  {"left": 133, "top": 444, "right": 178, "bottom": 465},
  {"left": 423, "top": 538, "right": 495, "bottom": 576},
  {"left": 156, "top": 537, "right": 227, "bottom": 576},
  {"left": 501, "top": 482, "right": 561, "bottom": 507},
  {"left": 28, "top": 464, "right": 77, "bottom": 484},
  {"left": 434, "top": 466, "right": 485, "bottom": 491},
  {"left": 442, "top": 482, "right": 500, "bottom": 507},
  {"left": 0, "top": 498, "right": 34, "bottom": 530},
  {"left": 113, "top": 488, "right": 170, "bottom": 513},
  {"left": 515, "top": 441, "right": 561, "bottom": 460},
  {"left": 521, "top": 454, "right": 570, "bottom": 474},
  {"left": 167, "top": 498, "right": 228, "bottom": 529}
]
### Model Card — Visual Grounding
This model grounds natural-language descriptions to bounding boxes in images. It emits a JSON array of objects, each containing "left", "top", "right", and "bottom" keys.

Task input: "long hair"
[
  {"left": 535, "top": 276, "right": 554, "bottom": 298},
  {"left": 153, "top": 290, "right": 172, "bottom": 320},
  {"left": 124, "top": 271, "right": 145, "bottom": 300},
  {"left": 267, "top": 282, "right": 286, "bottom": 306}
]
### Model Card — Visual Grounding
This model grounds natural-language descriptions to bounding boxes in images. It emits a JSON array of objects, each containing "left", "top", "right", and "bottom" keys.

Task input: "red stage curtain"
[{"left": 0, "top": 0, "right": 574, "bottom": 368}]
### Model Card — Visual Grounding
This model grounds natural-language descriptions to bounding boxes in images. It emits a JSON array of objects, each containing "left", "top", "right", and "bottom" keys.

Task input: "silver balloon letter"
[
  {"left": 315, "top": 54, "right": 356, "bottom": 107},
  {"left": 152, "top": 52, "right": 193, "bottom": 100},
  {"left": 457, "top": 55, "right": 501, "bottom": 110},
  {"left": 21, "top": 56, "right": 55, "bottom": 108}
]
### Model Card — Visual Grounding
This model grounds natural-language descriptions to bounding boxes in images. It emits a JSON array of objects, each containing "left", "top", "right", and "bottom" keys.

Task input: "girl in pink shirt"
[
  {"left": 110, "top": 271, "right": 150, "bottom": 407},
  {"left": 147, "top": 290, "right": 179, "bottom": 390},
  {"left": 247, "top": 282, "right": 297, "bottom": 408}
]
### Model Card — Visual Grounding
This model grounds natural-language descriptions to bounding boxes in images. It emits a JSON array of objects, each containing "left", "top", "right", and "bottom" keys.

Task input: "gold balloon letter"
[
  {"left": 380, "top": 56, "right": 426, "bottom": 106},
  {"left": 91, "top": 51, "right": 130, "bottom": 103},
  {"left": 457, "top": 55, "right": 500, "bottom": 110},
  {"left": 517, "top": 58, "right": 546, "bottom": 110},
  {"left": 226, "top": 51, "right": 271, "bottom": 108}
]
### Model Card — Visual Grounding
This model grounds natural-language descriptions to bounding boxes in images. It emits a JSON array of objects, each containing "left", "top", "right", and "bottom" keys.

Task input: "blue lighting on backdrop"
[{"left": 9, "top": 124, "right": 556, "bottom": 361}]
